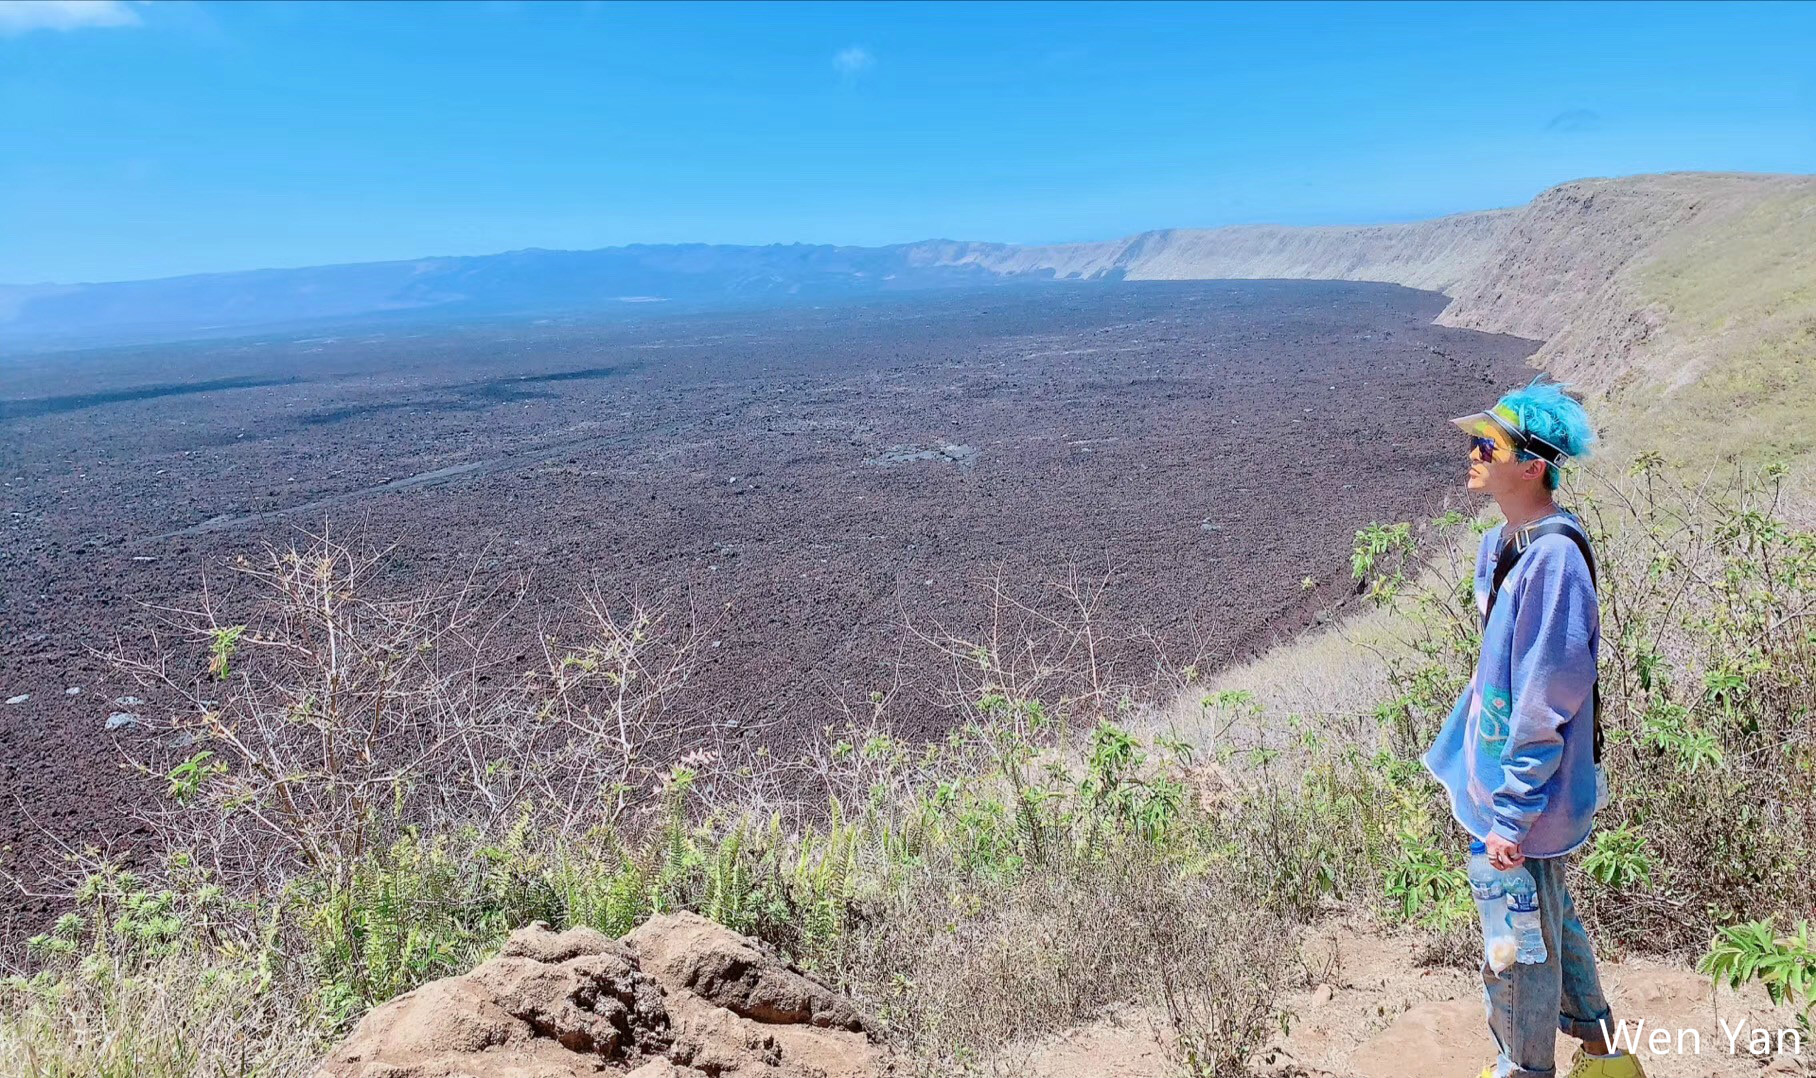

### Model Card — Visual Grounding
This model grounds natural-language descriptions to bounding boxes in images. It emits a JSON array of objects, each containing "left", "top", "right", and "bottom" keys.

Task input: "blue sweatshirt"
[{"left": 1422, "top": 510, "right": 1603, "bottom": 858}]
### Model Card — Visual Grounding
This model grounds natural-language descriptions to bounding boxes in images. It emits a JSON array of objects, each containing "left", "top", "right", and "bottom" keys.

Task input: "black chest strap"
[{"left": 1483, "top": 516, "right": 1603, "bottom": 763}]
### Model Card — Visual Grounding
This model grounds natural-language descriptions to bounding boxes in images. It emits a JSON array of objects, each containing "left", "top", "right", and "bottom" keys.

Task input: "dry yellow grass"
[
  {"left": 1145, "top": 607, "right": 1405, "bottom": 754},
  {"left": 1611, "top": 186, "right": 1816, "bottom": 492}
]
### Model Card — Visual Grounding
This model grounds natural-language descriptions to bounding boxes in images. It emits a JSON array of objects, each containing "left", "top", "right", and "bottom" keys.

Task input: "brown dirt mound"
[{"left": 317, "top": 914, "right": 889, "bottom": 1078}]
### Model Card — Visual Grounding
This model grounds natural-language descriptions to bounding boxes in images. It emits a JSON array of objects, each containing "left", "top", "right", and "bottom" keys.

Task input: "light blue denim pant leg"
[{"left": 1480, "top": 856, "right": 1613, "bottom": 1078}]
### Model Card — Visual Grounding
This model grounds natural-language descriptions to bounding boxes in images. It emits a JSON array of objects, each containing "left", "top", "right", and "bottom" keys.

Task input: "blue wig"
[{"left": 1494, "top": 379, "right": 1596, "bottom": 490}]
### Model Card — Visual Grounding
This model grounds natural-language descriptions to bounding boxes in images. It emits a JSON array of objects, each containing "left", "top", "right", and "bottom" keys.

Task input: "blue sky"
[{"left": 3, "top": 0, "right": 1812, "bottom": 283}]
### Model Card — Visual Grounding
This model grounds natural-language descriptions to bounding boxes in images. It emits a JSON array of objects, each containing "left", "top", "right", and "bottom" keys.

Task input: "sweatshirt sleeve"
[
  {"left": 1473, "top": 526, "right": 1498, "bottom": 620},
  {"left": 1488, "top": 536, "right": 1599, "bottom": 845}
]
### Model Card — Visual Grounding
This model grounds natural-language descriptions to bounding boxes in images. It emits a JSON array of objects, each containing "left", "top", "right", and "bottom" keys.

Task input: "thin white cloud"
[
  {"left": 833, "top": 45, "right": 873, "bottom": 79},
  {"left": 1546, "top": 108, "right": 1603, "bottom": 134},
  {"left": 0, "top": 0, "right": 142, "bottom": 35}
]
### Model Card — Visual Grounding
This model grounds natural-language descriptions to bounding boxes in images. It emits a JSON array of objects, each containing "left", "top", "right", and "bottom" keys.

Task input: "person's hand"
[{"left": 1485, "top": 832, "right": 1524, "bottom": 870}]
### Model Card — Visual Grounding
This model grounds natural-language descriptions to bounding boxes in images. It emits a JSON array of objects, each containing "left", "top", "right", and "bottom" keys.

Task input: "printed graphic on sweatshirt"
[{"left": 1476, "top": 686, "right": 1513, "bottom": 773}]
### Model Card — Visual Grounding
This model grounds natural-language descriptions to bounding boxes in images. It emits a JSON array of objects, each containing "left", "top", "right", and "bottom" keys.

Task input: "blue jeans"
[{"left": 1480, "top": 855, "right": 1613, "bottom": 1078}]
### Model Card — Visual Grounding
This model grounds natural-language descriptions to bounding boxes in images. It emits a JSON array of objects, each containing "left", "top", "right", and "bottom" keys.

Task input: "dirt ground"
[
  {"left": 0, "top": 281, "right": 1538, "bottom": 935},
  {"left": 1011, "top": 919, "right": 1808, "bottom": 1078}
]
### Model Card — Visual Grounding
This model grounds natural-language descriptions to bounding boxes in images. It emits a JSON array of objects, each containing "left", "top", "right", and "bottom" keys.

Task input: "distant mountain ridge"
[
  {"left": 0, "top": 206, "right": 1523, "bottom": 351},
  {"left": 0, "top": 242, "right": 1029, "bottom": 350}
]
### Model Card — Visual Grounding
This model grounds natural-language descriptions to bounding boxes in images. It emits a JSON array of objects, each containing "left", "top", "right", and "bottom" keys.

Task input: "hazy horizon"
[{"left": 9, "top": 200, "right": 1511, "bottom": 288}]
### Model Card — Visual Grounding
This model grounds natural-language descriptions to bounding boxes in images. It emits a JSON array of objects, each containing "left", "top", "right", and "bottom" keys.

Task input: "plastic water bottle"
[
  {"left": 1466, "top": 841, "right": 1519, "bottom": 972},
  {"left": 1503, "top": 864, "right": 1548, "bottom": 965}
]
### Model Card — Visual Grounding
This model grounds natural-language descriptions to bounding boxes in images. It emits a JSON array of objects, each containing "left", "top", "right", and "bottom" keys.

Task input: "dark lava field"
[{"left": 0, "top": 280, "right": 1538, "bottom": 917}]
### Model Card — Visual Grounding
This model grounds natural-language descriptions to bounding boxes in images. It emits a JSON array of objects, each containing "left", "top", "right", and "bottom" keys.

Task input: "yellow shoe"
[{"left": 1565, "top": 1048, "right": 1647, "bottom": 1078}]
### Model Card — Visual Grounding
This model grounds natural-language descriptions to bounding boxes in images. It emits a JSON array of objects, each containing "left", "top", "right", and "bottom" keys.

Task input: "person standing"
[{"left": 1423, "top": 380, "right": 1645, "bottom": 1078}]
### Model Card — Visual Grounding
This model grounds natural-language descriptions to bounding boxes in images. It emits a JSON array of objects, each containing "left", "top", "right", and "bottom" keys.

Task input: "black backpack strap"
[{"left": 1482, "top": 515, "right": 1603, "bottom": 763}]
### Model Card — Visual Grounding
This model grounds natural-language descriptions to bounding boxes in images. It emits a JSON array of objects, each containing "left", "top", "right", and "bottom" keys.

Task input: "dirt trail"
[{"left": 1014, "top": 921, "right": 1806, "bottom": 1078}]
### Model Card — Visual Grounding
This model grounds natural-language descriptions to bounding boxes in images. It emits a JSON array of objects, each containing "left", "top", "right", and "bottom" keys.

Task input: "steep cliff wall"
[
  {"left": 941, "top": 173, "right": 1816, "bottom": 419},
  {"left": 958, "top": 210, "right": 1519, "bottom": 295},
  {"left": 1436, "top": 173, "right": 1816, "bottom": 394},
  {"left": 1120, "top": 214, "right": 1516, "bottom": 294}
]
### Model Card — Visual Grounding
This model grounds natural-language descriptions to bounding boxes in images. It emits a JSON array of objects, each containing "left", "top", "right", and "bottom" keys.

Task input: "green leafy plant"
[
  {"left": 207, "top": 624, "right": 248, "bottom": 679},
  {"left": 1582, "top": 825, "right": 1655, "bottom": 891},
  {"left": 1351, "top": 521, "right": 1416, "bottom": 605},
  {"left": 166, "top": 751, "right": 227, "bottom": 804},
  {"left": 1384, "top": 829, "right": 1471, "bottom": 929},
  {"left": 1701, "top": 919, "right": 1816, "bottom": 1030}
]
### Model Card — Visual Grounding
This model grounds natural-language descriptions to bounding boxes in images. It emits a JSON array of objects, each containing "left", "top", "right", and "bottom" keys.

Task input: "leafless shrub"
[
  {"left": 105, "top": 532, "right": 715, "bottom": 890},
  {"left": 910, "top": 565, "right": 1174, "bottom": 733},
  {"left": 837, "top": 844, "right": 1287, "bottom": 1076},
  {"left": 1155, "top": 885, "right": 1290, "bottom": 1078},
  {"left": 511, "top": 586, "right": 722, "bottom": 830}
]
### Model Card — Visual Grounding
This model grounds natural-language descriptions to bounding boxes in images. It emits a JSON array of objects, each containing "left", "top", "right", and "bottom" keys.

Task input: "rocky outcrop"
[
  {"left": 318, "top": 915, "right": 889, "bottom": 1078},
  {"left": 625, "top": 912, "right": 875, "bottom": 1035}
]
